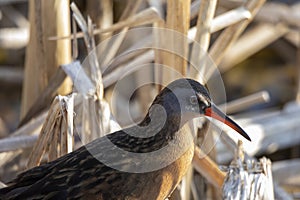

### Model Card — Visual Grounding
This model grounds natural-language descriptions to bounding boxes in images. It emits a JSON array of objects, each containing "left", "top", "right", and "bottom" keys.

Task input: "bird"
[{"left": 0, "top": 78, "right": 251, "bottom": 200}]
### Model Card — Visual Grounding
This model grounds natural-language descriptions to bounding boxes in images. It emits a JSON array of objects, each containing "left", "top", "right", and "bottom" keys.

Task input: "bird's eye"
[
  {"left": 190, "top": 96, "right": 198, "bottom": 105},
  {"left": 201, "top": 104, "right": 207, "bottom": 111}
]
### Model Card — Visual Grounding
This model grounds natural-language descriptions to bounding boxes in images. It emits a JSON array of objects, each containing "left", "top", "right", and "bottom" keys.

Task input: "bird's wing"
[{"left": 0, "top": 129, "right": 141, "bottom": 199}]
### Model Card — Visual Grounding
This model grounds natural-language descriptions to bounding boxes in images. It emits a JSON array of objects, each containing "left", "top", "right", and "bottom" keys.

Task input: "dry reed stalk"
[
  {"left": 193, "top": 146, "right": 226, "bottom": 189},
  {"left": 26, "top": 95, "right": 75, "bottom": 168},
  {"left": 162, "top": 0, "right": 190, "bottom": 83},
  {"left": 191, "top": 0, "right": 251, "bottom": 32},
  {"left": 87, "top": 0, "right": 113, "bottom": 43},
  {"left": 190, "top": 0, "right": 217, "bottom": 84},
  {"left": 180, "top": 166, "right": 193, "bottom": 200},
  {"left": 0, "top": 112, "right": 46, "bottom": 169},
  {"left": 162, "top": 2, "right": 191, "bottom": 199},
  {"left": 59, "top": 106, "right": 67, "bottom": 155},
  {"left": 48, "top": 113, "right": 62, "bottom": 161},
  {"left": 0, "top": 67, "right": 23, "bottom": 84},
  {"left": 272, "top": 159, "right": 300, "bottom": 199},
  {"left": 103, "top": 50, "right": 155, "bottom": 88},
  {"left": 222, "top": 141, "right": 274, "bottom": 200},
  {"left": 208, "top": 0, "right": 266, "bottom": 71},
  {"left": 297, "top": 31, "right": 300, "bottom": 103},
  {"left": 0, "top": 135, "right": 38, "bottom": 153},
  {"left": 21, "top": 0, "right": 72, "bottom": 119},
  {"left": 190, "top": 1, "right": 223, "bottom": 199},
  {"left": 169, "top": 188, "right": 182, "bottom": 200},
  {"left": 99, "top": 0, "right": 143, "bottom": 68},
  {"left": 0, "top": 28, "right": 28, "bottom": 49},
  {"left": 71, "top": 3, "right": 108, "bottom": 140},
  {"left": 104, "top": 5, "right": 252, "bottom": 90},
  {"left": 211, "top": 7, "right": 252, "bottom": 33},
  {"left": 72, "top": 16, "right": 78, "bottom": 60},
  {"left": 88, "top": 16, "right": 104, "bottom": 99},
  {"left": 192, "top": 0, "right": 217, "bottom": 49},
  {"left": 219, "top": 91, "right": 270, "bottom": 114},
  {"left": 1, "top": 5, "right": 29, "bottom": 28},
  {"left": 52, "top": 0, "right": 72, "bottom": 95},
  {"left": 21, "top": 0, "right": 44, "bottom": 118},
  {"left": 190, "top": 0, "right": 201, "bottom": 19},
  {"left": 153, "top": 20, "right": 165, "bottom": 92},
  {"left": 62, "top": 61, "right": 95, "bottom": 95},
  {"left": 217, "top": 102, "right": 300, "bottom": 163},
  {"left": 190, "top": 178, "right": 201, "bottom": 200},
  {"left": 119, "top": 0, "right": 143, "bottom": 21},
  {"left": 221, "top": 23, "right": 289, "bottom": 71},
  {"left": 0, "top": 5, "right": 29, "bottom": 49},
  {"left": 86, "top": 6, "right": 251, "bottom": 90},
  {"left": 62, "top": 62, "right": 120, "bottom": 140},
  {"left": 190, "top": 2, "right": 252, "bottom": 35},
  {"left": 68, "top": 3, "right": 120, "bottom": 142},
  {"left": 256, "top": 2, "right": 300, "bottom": 29},
  {"left": 0, "top": 181, "right": 6, "bottom": 189},
  {"left": 284, "top": 30, "right": 300, "bottom": 47},
  {"left": 58, "top": 95, "right": 74, "bottom": 155},
  {"left": 103, "top": 35, "right": 152, "bottom": 74},
  {"left": 27, "top": 98, "right": 60, "bottom": 168},
  {"left": 50, "top": 7, "right": 160, "bottom": 41}
]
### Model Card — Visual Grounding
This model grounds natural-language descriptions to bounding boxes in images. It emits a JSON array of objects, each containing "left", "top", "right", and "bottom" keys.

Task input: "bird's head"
[{"left": 150, "top": 78, "right": 251, "bottom": 141}]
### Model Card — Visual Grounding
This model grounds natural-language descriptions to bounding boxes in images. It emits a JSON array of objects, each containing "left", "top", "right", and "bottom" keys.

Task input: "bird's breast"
[{"left": 136, "top": 123, "right": 195, "bottom": 200}]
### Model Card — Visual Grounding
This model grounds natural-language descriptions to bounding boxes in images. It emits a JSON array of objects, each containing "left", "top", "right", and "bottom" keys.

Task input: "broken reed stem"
[
  {"left": 222, "top": 141, "right": 274, "bottom": 200},
  {"left": 27, "top": 98, "right": 60, "bottom": 168},
  {"left": 193, "top": 146, "right": 226, "bottom": 189},
  {"left": 27, "top": 95, "right": 75, "bottom": 168},
  {"left": 58, "top": 95, "right": 74, "bottom": 155},
  {"left": 71, "top": 2, "right": 103, "bottom": 99},
  {"left": 48, "top": 113, "right": 62, "bottom": 161},
  {"left": 209, "top": 0, "right": 266, "bottom": 69}
]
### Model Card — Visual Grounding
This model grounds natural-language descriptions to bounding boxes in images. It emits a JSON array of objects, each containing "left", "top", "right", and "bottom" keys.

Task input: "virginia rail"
[{"left": 0, "top": 78, "right": 250, "bottom": 199}]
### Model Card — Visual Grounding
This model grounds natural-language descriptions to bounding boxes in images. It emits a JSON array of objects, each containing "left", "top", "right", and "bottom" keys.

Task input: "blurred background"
[{"left": 0, "top": 0, "right": 300, "bottom": 199}]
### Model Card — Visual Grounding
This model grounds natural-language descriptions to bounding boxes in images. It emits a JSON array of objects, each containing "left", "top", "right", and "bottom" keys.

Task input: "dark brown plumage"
[{"left": 0, "top": 78, "right": 250, "bottom": 199}]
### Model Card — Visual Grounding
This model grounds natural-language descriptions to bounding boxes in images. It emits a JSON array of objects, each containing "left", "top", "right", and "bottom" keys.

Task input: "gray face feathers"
[{"left": 151, "top": 78, "right": 211, "bottom": 117}]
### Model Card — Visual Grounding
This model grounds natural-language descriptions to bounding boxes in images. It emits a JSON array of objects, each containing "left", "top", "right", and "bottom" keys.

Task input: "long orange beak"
[{"left": 204, "top": 105, "right": 251, "bottom": 141}]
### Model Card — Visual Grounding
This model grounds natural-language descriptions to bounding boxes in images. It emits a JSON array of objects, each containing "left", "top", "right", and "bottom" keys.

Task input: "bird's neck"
[{"left": 138, "top": 109, "right": 182, "bottom": 141}]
